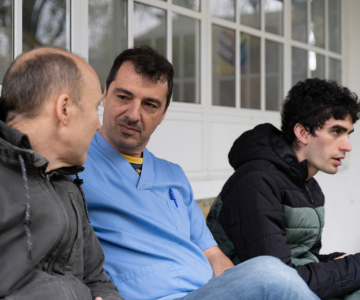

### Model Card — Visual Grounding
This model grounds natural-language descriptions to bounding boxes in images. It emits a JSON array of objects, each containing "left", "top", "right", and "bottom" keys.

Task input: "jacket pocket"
[
  {"left": 111, "top": 262, "right": 180, "bottom": 300},
  {"left": 63, "top": 193, "right": 81, "bottom": 271}
]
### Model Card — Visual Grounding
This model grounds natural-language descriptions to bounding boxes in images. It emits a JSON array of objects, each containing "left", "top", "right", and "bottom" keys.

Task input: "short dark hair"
[
  {"left": 281, "top": 78, "right": 360, "bottom": 148},
  {"left": 105, "top": 46, "right": 174, "bottom": 109},
  {"left": 1, "top": 49, "right": 83, "bottom": 122}
]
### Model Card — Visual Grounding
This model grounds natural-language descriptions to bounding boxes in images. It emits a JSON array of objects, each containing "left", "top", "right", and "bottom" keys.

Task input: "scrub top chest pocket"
[{"left": 166, "top": 188, "right": 191, "bottom": 240}]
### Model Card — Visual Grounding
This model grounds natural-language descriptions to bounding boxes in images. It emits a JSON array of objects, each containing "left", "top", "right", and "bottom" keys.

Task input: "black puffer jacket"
[
  {"left": 0, "top": 121, "right": 123, "bottom": 300},
  {"left": 209, "top": 123, "right": 360, "bottom": 299}
]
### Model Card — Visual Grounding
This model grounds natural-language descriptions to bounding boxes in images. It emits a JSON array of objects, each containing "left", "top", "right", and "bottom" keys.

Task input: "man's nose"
[
  {"left": 125, "top": 100, "right": 141, "bottom": 122},
  {"left": 340, "top": 136, "right": 352, "bottom": 152}
]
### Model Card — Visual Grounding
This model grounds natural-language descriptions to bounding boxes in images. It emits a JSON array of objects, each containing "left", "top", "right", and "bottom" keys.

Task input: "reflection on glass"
[
  {"left": 310, "top": 51, "right": 324, "bottom": 79},
  {"left": 329, "top": 0, "right": 341, "bottom": 53},
  {"left": 266, "top": 40, "right": 283, "bottom": 111},
  {"left": 329, "top": 58, "right": 341, "bottom": 83},
  {"left": 310, "top": 0, "right": 324, "bottom": 48},
  {"left": 89, "top": 0, "right": 127, "bottom": 90},
  {"left": 0, "top": 0, "right": 12, "bottom": 83},
  {"left": 292, "top": 47, "right": 307, "bottom": 86},
  {"left": 173, "top": 0, "right": 200, "bottom": 11},
  {"left": 212, "top": 24, "right": 235, "bottom": 107},
  {"left": 134, "top": 3, "right": 166, "bottom": 57},
  {"left": 240, "top": 0, "right": 260, "bottom": 29},
  {"left": 265, "top": 0, "right": 283, "bottom": 36},
  {"left": 240, "top": 33, "right": 260, "bottom": 109},
  {"left": 292, "top": 0, "right": 307, "bottom": 43},
  {"left": 211, "top": 0, "right": 235, "bottom": 22},
  {"left": 172, "top": 13, "right": 200, "bottom": 103},
  {"left": 23, "top": 0, "right": 69, "bottom": 52}
]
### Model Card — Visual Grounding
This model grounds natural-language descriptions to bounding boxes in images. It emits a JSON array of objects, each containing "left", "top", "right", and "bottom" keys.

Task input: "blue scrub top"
[{"left": 80, "top": 132, "right": 217, "bottom": 300}]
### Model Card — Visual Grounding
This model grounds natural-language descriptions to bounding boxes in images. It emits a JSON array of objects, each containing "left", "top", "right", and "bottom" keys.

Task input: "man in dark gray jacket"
[{"left": 0, "top": 48, "right": 124, "bottom": 300}]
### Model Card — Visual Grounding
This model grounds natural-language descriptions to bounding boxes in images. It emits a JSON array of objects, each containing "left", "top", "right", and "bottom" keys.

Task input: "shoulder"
[{"left": 147, "top": 149, "right": 187, "bottom": 178}]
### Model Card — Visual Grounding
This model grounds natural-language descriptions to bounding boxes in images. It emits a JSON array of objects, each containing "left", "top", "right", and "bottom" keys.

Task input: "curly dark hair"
[
  {"left": 105, "top": 45, "right": 174, "bottom": 109},
  {"left": 281, "top": 78, "right": 360, "bottom": 147}
]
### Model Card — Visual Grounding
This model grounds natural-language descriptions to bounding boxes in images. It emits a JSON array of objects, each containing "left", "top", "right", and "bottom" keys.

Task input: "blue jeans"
[{"left": 176, "top": 256, "right": 319, "bottom": 300}]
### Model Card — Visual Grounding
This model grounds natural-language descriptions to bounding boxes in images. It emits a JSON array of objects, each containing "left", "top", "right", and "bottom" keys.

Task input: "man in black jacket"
[
  {"left": 208, "top": 78, "right": 360, "bottom": 299},
  {"left": 0, "top": 48, "right": 124, "bottom": 300}
]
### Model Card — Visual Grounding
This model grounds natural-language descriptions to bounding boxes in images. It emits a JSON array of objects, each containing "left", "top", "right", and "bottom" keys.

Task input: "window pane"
[
  {"left": 310, "top": 0, "right": 324, "bottom": 48},
  {"left": 292, "top": 47, "right": 307, "bottom": 86},
  {"left": 240, "top": 0, "right": 260, "bottom": 29},
  {"left": 292, "top": 0, "right": 307, "bottom": 43},
  {"left": 172, "top": 13, "right": 200, "bottom": 103},
  {"left": 241, "top": 33, "right": 260, "bottom": 109},
  {"left": 23, "top": 0, "right": 69, "bottom": 52},
  {"left": 266, "top": 40, "right": 283, "bottom": 111},
  {"left": 329, "top": 0, "right": 341, "bottom": 53},
  {"left": 310, "top": 51, "right": 324, "bottom": 79},
  {"left": 134, "top": 3, "right": 166, "bottom": 57},
  {"left": 89, "top": 0, "right": 127, "bottom": 91},
  {"left": 211, "top": 0, "right": 235, "bottom": 22},
  {"left": 0, "top": 0, "right": 12, "bottom": 83},
  {"left": 329, "top": 58, "right": 341, "bottom": 83},
  {"left": 212, "top": 25, "right": 235, "bottom": 107},
  {"left": 173, "top": 0, "right": 200, "bottom": 11},
  {"left": 265, "top": 0, "right": 283, "bottom": 36}
]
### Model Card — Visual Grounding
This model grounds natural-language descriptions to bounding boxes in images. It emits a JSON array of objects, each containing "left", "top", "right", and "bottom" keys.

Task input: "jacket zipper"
[
  {"left": 304, "top": 182, "right": 322, "bottom": 243},
  {"left": 41, "top": 172, "right": 71, "bottom": 274}
]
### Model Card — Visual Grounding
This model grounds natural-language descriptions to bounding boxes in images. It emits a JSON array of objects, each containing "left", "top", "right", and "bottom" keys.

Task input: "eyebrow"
[
  {"left": 113, "top": 87, "right": 163, "bottom": 107},
  {"left": 330, "top": 125, "right": 354, "bottom": 134},
  {"left": 113, "top": 87, "right": 134, "bottom": 97}
]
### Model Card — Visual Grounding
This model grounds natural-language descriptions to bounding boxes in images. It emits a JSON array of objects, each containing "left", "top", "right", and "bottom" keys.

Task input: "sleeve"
[
  {"left": 183, "top": 173, "right": 217, "bottom": 251},
  {"left": 80, "top": 196, "right": 125, "bottom": 300},
  {"left": 219, "top": 170, "right": 360, "bottom": 299}
]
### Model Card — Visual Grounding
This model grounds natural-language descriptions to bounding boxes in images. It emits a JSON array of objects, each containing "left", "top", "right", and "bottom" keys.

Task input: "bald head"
[{"left": 1, "top": 47, "right": 88, "bottom": 123}]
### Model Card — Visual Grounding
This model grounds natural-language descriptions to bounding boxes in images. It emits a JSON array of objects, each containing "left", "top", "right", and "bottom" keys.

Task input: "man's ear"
[
  {"left": 293, "top": 123, "right": 309, "bottom": 146},
  {"left": 158, "top": 108, "right": 168, "bottom": 125},
  {"left": 55, "top": 93, "right": 72, "bottom": 126},
  {"left": 102, "top": 88, "right": 107, "bottom": 108}
]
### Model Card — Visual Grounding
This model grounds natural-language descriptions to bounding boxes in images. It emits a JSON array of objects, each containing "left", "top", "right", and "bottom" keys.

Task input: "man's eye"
[
  {"left": 146, "top": 103, "right": 157, "bottom": 108},
  {"left": 118, "top": 95, "right": 127, "bottom": 100}
]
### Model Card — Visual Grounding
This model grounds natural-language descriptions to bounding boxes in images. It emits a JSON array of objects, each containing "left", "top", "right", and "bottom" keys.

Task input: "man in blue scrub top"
[{"left": 80, "top": 46, "right": 319, "bottom": 300}]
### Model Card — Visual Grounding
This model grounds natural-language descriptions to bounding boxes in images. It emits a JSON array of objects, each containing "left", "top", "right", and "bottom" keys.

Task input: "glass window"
[
  {"left": 172, "top": 13, "right": 200, "bottom": 103},
  {"left": 266, "top": 40, "right": 283, "bottom": 111},
  {"left": 329, "top": 58, "right": 341, "bottom": 83},
  {"left": 173, "top": 0, "right": 200, "bottom": 11},
  {"left": 240, "top": 0, "right": 260, "bottom": 29},
  {"left": 265, "top": 0, "right": 283, "bottom": 36},
  {"left": 0, "top": 0, "right": 12, "bottom": 83},
  {"left": 310, "top": 0, "right": 324, "bottom": 48},
  {"left": 89, "top": 0, "right": 127, "bottom": 90},
  {"left": 309, "top": 51, "right": 324, "bottom": 79},
  {"left": 292, "top": 47, "right": 307, "bottom": 86},
  {"left": 134, "top": 3, "right": 166, "bottom": 57},
  {"left": 212, "top": 25, "right": 235, "bottom": 107},
  {"left": 291, "top": 0, "right": 307, "bottom": 43},
  {"left": 329, "top": 0, "right": 341, "bottom": 53},
  {"left": 211, "top": 0, "right": 235, "bottom": 21},
  {"left": 23, "top": 0, "right": 69, "bottom": 52},
  {"left": 240, "top": 33, "right": 260, "bottom": 109}
]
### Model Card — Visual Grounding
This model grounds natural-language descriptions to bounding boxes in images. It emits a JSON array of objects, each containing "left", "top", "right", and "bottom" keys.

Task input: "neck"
[
  {"left": 291, "top": 145, "right": 318, "bottom": 181},
  {"left": 9, "top": 116, "right": 66, "bottom": 172}
]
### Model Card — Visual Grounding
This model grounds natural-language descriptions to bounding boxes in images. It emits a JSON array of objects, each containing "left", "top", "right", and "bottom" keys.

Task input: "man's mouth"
[
  {"left": 332, "top": 156, "right": 345, "bottom": 166},
  {"left": 118, "top": 123, "right": 140, "bottom": 134}
]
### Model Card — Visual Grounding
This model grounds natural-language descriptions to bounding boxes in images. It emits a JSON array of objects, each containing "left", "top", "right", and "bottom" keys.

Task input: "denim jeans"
[{"left": 176, "top": 256, "right": 320, "bottom": 300}]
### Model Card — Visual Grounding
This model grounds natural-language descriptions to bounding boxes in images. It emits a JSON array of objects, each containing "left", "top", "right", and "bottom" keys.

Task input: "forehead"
[
  {"left": 111, "top": 61, "right": 168, "bottom": 101},
  {"left": 321, "top": 115, "right": 354, "bottom": 131}
]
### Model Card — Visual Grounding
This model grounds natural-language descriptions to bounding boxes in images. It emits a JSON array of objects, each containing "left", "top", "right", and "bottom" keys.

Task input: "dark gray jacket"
[{"left": 0, "top": 121, "right": 124, "bottom": 300}]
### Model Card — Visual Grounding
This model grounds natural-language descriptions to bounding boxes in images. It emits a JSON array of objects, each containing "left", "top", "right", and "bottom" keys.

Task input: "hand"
[
  {"left": 95, "top": 297, "right": 103, "bottom": 300},
  {"left": 335, "top": 253, "right": 350, "bottom": 260}
]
